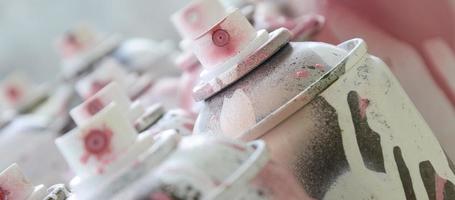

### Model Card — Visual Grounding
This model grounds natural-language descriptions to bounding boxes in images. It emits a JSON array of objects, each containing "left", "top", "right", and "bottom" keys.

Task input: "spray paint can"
[{"left": 176, "top": 0, "right": 455, "bottom": 198}]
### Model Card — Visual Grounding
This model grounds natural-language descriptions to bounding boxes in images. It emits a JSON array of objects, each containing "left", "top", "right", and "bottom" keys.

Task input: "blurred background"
[{"left": 0, "top": 0, "right": 189, "bottom": 81}]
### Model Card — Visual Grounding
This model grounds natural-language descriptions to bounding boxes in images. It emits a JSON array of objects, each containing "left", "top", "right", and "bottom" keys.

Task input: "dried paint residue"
[{"left": 294, "top": 69, "right": 310, "bottom": 78}]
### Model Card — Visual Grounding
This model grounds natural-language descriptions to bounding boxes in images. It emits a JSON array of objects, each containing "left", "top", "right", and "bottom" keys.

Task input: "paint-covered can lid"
[
  {"left": 57, "top": 26, "right": 122, "bottom": 80},
  {"left": 0, "top": 72, "right": 48, "bottom": 113},
  {"left": 195, "top": 39, "right": 367, "bottom": 140},
  {"left": 57, "top": 101, "right": 179, "bottom": 199},
  {"left": 70, "top": 82, "right": 144, "bottom": 126}
]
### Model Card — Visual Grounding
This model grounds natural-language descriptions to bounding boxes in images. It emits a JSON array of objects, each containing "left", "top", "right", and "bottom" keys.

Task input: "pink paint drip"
[{"left": 435, "top": 175, "right": 447, "bottom": 200}]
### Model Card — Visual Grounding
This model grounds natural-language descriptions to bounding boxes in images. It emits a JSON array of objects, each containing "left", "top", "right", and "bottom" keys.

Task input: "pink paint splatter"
[
  {"left": 294, "top": 70, "right": 310, "bottom": 78},
  {"left": 5, "top": 86, "right": 21, "bottom": 102},
  {"left": 359, "top": 97, "right": 370, "bottom": 119},
  {"left": 80, "top": 127, "right": 113, "bottom": 165},
  {"left": 0, "top": 187, "right": 10, "bottom": 200},
  {"left": 315, "top": 63, "right": 325, "bottom": 71},
  {"left": 85, "top": 98, "right": 104, "bottom": 115}
]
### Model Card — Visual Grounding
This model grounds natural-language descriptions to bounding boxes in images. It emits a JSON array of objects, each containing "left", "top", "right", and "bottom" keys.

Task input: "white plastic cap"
[
  {"left": 171, "top": 0, "right": 228, "bottom": 39},
  {"left": 56, "top": 102, "right": 137, "bottom": 179},
  {"left": 192, "top": 9, "right": 269, "bottom": 80},
  {"left": 75, "top": 59, "right": 132, "bottom": 99},
  {"left": 70, "top": 82, "right": 144, "bottom": 126}
]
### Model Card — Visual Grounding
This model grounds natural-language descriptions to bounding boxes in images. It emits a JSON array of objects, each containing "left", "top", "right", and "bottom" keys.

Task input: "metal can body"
[{"left": 195, "top": 39, "right": 455, "bottom": 199}]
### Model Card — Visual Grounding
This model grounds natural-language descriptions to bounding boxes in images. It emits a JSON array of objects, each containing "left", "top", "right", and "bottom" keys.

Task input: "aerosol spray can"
[{"left": 174, "top": 0, "right": 455, "bottom": 199}]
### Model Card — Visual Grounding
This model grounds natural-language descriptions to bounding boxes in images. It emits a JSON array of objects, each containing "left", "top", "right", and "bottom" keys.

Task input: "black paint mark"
[
  {"left": 420, "top": 161, "right": 436, "bottom": 200},
  {"left": 420, "top": 160, "right": 455, "bottom": 200},
  {"left": 444, "top": 180, "right": 455, "bottom": 199},
  {"left": 394, "top": 147, "right": 416, "bottom": 200},
  {"left": 348, "top": 91, "right": 386, "bottom": 173},
  {"left": 294, "top": 96, "right": 350, "bottom": 199}
]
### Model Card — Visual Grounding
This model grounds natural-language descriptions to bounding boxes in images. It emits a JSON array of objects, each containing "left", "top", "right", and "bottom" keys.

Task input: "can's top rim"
[{"left": 240, "top": 38, "right": 368, "bottom": 141}]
